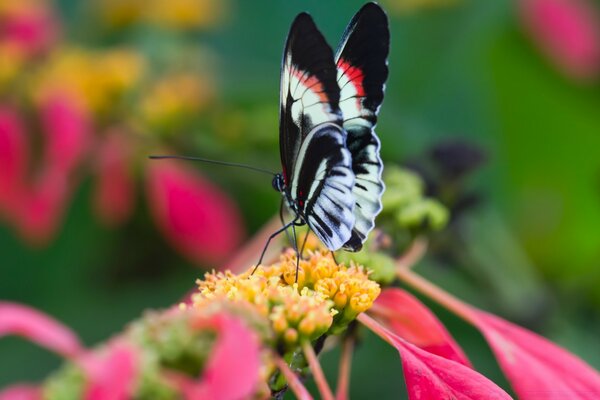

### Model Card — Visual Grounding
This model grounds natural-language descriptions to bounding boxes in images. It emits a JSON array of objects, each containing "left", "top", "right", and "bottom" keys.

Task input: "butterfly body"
[{"left": 275, "top": 2, "right": 389, "bottom": 254}]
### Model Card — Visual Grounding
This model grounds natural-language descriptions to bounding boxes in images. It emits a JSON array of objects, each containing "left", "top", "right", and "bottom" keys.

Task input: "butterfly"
[{"left": 265, "top": 2, "right": 390, "bottom": 261}]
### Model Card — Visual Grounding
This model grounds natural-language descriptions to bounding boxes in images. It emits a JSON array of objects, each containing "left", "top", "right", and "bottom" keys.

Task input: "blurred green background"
[{"left": 2, "top": 0, "right": 600, "bottom": 398}]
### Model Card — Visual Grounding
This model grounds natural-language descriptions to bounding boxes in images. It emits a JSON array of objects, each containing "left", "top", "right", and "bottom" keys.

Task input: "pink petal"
[
  {"left": 169, "top": 313, "right": 261, "bottom": 400},
  {"left": 15, "top": 167, "right": 69, "bottom": 245},
  {"left": 358, "top": 314, "right": 512, "bottom": 400},
  {"left": 79, "top": 342, "right": 139, "bottom": 400},
  {"left": 0, "top": 106, "right": 28, "bottom": 215},
  {"left": 0, "top": 302, "right": 82, "bottom": 357},
  {"left": 371, "top": 288, "right": 472, "bottom": 367},
  {"left": 520, "top": 0, "right": 600, "bottom": 81},
  {"left": 0, "top": 384, "right": 41, "bottom": 400},
  {"left": 39, "top": 92, "right": 90, "bottom": 173},
  {"left": 92, "top": 131, "right": 135, "bottom": 226},
  {"left": 469, "top": 308, "right": 600, "bottom": 399},
  {"left": 146, "top": 161, "right": 243, "bottom": 265}
]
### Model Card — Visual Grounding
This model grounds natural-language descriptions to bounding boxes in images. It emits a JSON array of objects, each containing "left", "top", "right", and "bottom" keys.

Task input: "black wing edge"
[
  {"left": 335, "top": 2, "right": 390, "bottom": 112},
  {"left": 282, "top": 13, "right": 341, "bottom": 107}
]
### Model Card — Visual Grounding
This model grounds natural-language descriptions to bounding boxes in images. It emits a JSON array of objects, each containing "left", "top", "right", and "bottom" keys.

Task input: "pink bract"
[
  {"left": 0, "top": 302, "right": 82, "bottom": 357},
  {"left": 469, "top": 308, "right": 600, "bottom": 399},
  {"left": 372, "top": 288, "right": 472, "bottom": 367},
  {"left": 0, "top": 384, "right": 41, "bottom": 400},
  {"left": 79, "top": 341, "right": 139, "bottom": 400},
  {"left": 168, "top": 314, "right": 262, "bottom": 400},
  {"left": 358, "top": 313, "right": 512, "bottom": 400},
  {"left": 146, "top": 161, "right": 244, "bottom": 265}
]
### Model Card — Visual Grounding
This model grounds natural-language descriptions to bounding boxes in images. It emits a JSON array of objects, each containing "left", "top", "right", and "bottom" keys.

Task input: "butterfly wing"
[
  {"left": 279, "top": 13, "right": 356, "bottom": 250},
  {"left": 335, "top": 2, "right": 390, "bottom": 251}
]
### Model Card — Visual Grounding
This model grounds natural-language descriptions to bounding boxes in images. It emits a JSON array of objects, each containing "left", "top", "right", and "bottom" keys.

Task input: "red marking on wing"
[
  {"left": 338, "top": 59, "right": 365, "bottom": 97},
  {"left": 291, "top": 68, "right": 330, "bottom": 103}
]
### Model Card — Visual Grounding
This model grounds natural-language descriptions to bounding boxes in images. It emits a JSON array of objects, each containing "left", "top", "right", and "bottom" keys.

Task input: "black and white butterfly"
[{"left": 265, "top": 2, "right": 389, "bottom": 261}]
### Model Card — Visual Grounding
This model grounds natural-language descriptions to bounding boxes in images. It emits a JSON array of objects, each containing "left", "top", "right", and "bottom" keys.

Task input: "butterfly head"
[{"left": 272, "top": 173, "right": 285, "bottom": 193}]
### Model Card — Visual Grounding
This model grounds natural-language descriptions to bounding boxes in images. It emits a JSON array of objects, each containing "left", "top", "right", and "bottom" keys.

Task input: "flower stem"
[
  {"left": 396, "top": 236, "right": 428, "bottom": 271},
  {"left": 273, "top": 353, "right": 313, "bottom": 400},
  {"left": 356, "top": 313, "right": 394, "bottom": 347},
  {"left": 395, "top": 265, "right": 477, "bottom": 324},
  {"left": 302, "top": 340, "right": 334, "bottom": 400},
  {"left": 336, "top": 335, "right": 354, "bottom": 400}
]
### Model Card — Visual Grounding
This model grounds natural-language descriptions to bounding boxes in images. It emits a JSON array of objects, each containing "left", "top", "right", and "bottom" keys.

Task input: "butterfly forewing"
[
  {"left": 279, "top": 13, "right": 356, "bottom": 250},
  {"left": 279, "top": 13, "right": 343, "bottom": 185},
  {"left": 335, "top": 2, "right": 389, "bottom": 251}
]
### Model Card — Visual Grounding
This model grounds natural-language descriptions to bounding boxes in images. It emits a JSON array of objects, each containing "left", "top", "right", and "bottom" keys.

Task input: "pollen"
[{"left": 190, "top": 247, "right": 380, "bottom": 348}]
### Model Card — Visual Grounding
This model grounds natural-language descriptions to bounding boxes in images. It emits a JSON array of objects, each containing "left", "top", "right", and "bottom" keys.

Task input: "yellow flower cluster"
[
  {"left": 191, "top": 249, "right": 381, "bottom": 348},
  {"left": 30, "top": 47, "right": 145, "bottom": 112}
]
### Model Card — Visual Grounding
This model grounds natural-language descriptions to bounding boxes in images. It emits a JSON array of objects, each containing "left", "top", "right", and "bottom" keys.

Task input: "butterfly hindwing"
[
  {"left": 291, "top": 123, "right": 355, "bottom": 250},
  {"left": 279, "top": 13, "right": 356, "bottom": 250},
  {"left": 335, "top": 2, "right": 389, "bottom": 251}
]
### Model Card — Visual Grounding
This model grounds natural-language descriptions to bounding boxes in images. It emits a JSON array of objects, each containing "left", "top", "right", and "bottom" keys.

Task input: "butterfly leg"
[
  {"left": 330, "top": 251, "right": 339, "bottom": 265},
  {"left": 290, "top": 221, "right": 300, "bottom": 283},
  {"left": 279, "top": 197, "right": 293, "bottom": 247},
  {"left": 251, "top": 217, "right": 299, "bottom": 275},
  {"left": 299, "top": 226, "right": 310, "bottom": 258}
]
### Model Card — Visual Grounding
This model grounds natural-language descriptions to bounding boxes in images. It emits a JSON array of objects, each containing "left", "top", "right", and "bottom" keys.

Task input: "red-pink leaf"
[
  {"left": 0, "top": 384, "right": 41, "bottom": 400},
  {"left": 168, "top": 313, "right": 261, "bottom": 400},
  {"left": 79, "top": 341, "right": 139, "bottom": 400},
  {"left": 358, "top": 313, "right": 511, "bottom": 400},
  {"left": 372, "top": 288, "right": 472, "bottom": 367},
  {"left": 0, "top": 107, "right": 28, "bottom": 215},
  {"left": 469, "top": 308, "right": 600, "bottom": 399},
  {"left": 0, "top": 302, "right": 82, "bottom": 357},
  {"left": 520, "top": 0, "right": 600, "bottom": 81},
  {"left": 146, "top": 161, "right": 243, "bottom": 265},
  {"left": 92, "top": 131, "right": 135, "bottom": 226}
]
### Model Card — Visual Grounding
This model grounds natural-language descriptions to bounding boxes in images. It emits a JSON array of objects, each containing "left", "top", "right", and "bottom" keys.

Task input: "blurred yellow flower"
[
  {"left": 382, "top": 0, "right": 460, "bottom": 14},
  {"left": 139, "top": 73, "right": 215, "bottom": 130},
  {"left": 98, "top": 0, "right": 227, "bottom": 30},
  {"left": 30, "top": 47, "right": 145, "bottom": 112},
  {"left": 0, "top": 45, "right": 26, "bottom": 90}
]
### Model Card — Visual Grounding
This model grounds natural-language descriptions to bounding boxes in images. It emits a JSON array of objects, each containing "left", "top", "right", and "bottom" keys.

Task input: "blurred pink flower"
[
  {"left": 39, "top": 93, "right": 91, "bottom": 173},
  {"left": 0, "top": 106, "right": 28, "bottom": 215},
  {"left": 92, "top": 130, "right": 135, "bottom": 226},
  {"left": 15, "top": 168, "right": 70, "bottom": 245},
  {"left": 4, "top": 93, "right": 91, "bottom": 245},
  {"left": 146, "top": 161, "right": 244, "bottom": 265},
  {"left": 0, "top": 1, "right": 59, "bottom": 57},
  {"left": 520, "top": 0, "right": 600, "bottom": 81},
  {"left": 168, "top": 313, "right": 262, "bottom": 400},
  {"left": 371, "top": 288, "right": 471, "bottom": 367}
]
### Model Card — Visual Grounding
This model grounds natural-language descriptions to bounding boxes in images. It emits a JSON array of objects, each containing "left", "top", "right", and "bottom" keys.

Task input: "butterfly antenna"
[{"left": 148, "top": 155, "right": 276, "bottom": 176}]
